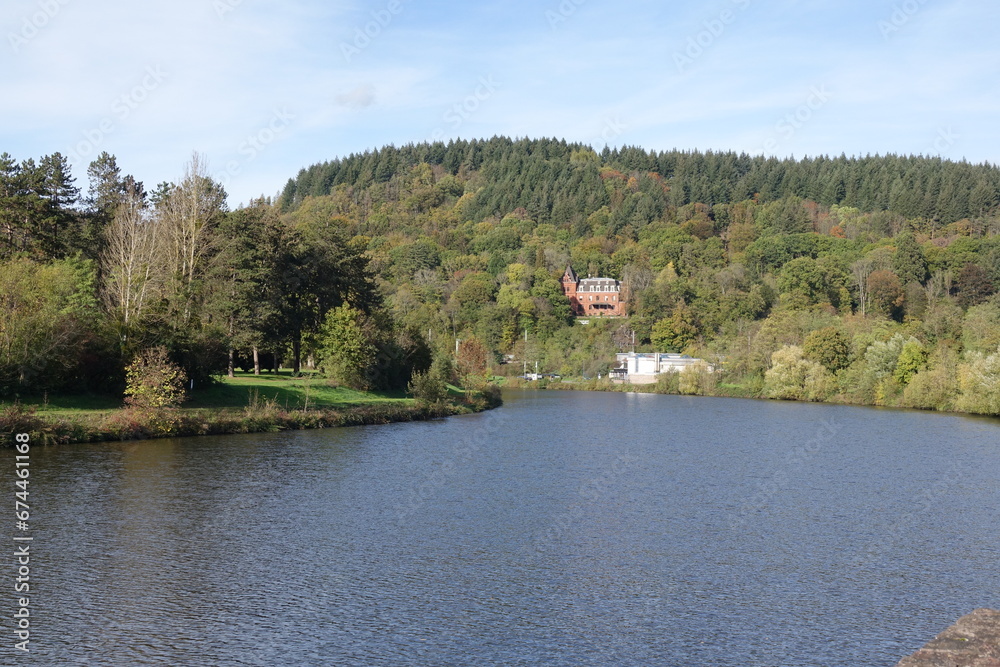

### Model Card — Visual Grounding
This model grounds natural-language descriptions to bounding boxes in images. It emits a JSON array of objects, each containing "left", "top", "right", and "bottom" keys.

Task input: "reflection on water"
[{"left": 9, "top": 391, "right": 1000, "bottom": 665}]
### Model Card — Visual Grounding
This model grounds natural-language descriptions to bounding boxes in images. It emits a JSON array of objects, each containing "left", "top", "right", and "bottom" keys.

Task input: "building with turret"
[{"left": 561, "top": 266, "right": 626, "bottom": 317}]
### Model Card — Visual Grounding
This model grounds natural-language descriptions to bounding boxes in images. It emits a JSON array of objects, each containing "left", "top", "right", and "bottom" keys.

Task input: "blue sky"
[{"left": 2, "top": 0, "right": 998, "bottom": 207}]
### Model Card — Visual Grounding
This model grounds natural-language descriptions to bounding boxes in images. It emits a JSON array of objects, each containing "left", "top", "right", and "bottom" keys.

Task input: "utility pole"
[{"left": 524, "top": 328, "right": 529, "bottom": 377}]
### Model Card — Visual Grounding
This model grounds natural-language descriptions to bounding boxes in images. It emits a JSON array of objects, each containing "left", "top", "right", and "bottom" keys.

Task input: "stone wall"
[{"left": 896, "top": 609, "right": 1000, "bottom": 666}]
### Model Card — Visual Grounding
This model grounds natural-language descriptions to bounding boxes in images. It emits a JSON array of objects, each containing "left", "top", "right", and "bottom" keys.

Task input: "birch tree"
[
  {"left": 100, "top": 183, "right": 161, "bottom": 333},
  {"left": 851, "top": 258, "right": 872, "bottom": 318},
  {"left": 158, "top": 152, "right": 227, "bottom": 323}
]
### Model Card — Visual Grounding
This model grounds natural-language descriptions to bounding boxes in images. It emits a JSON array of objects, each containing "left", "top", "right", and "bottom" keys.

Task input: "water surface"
[{"left": 6, "top": 390, "right": 1000, "bottom": 665}]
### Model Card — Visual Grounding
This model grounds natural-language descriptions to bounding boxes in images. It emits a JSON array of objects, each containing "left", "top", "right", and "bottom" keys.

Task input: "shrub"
[
  {"left": 901, "top": 349, "right": 958, "bottom": 411},
  {"left": 0, "top": 403, "right": 46, "bottom": 439},
  {"left": 955, "top": 346, "right": 1000, "bottom": 415},
  {"left": 124, "top": 346, "right": 188, "bottom": 409},
  {"left": 655, "top": 371, "right": 680, "bottom": 394},
  {"left": 678, "top": 360, "right": 717, "bottom": 396},
  {"left": 408, "top": 370, "right": 448, "bottom": 403},
  {"left": 765, "top": 345, "right": 832, "bottom": 401}
]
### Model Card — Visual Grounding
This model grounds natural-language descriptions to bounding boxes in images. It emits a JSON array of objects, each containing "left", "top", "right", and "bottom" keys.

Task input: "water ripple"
[{"left": 9, "top": 393, "right": 1000, "bottom": 665}]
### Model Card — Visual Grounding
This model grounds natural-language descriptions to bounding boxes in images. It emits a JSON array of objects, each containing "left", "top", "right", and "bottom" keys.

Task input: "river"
[{"left": 5, "top": 390, "right": 1000, "bottom": 665}]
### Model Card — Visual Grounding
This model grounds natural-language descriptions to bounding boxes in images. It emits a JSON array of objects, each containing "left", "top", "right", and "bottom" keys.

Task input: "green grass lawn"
[
  {"left": 13, "top": 393, "right": 121, "bottom": 416},
  {"left": 185, "top": 372, "right": 411, "bottom": 409},
  {"left": 6, "top": 372, "right": 413, "bottom": 418}
]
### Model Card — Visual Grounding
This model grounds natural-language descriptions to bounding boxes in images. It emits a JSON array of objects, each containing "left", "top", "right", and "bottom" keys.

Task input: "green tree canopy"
[{"left": 803, "top": 326, "right": 851, "bottom": 372}]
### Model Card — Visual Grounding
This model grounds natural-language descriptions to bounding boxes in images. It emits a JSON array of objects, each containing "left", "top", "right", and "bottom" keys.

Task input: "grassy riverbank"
[{"left": 1, "top": 372, "right": 502, "bottom": 445}]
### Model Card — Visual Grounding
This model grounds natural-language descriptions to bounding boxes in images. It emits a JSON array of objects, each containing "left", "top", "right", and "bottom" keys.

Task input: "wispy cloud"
[{"left": 336, "top": 84, "right": 377, "bottom": 109}]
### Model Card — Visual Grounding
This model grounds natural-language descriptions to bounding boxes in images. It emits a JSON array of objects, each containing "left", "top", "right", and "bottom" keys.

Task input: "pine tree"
[{"left": 891, "top": 232, "right": 929, "bottom": 285}]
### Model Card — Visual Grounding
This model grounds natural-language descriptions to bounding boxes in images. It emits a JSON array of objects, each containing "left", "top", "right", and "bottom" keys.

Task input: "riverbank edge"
[
  {"left": 2, "top": 389, "right": 503, "bottom": 446},
  {"left": 505, "top": 377, "right": 1000, "bottom": 419}
]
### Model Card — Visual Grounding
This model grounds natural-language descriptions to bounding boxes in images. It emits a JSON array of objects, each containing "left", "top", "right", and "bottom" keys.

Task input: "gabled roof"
[{"left": 562, "top": 265, "right": 579, "bottom": 282}]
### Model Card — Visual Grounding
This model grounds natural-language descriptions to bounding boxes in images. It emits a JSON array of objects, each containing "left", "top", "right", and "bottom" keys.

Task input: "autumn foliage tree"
[
  {"left": 456, "top": 337, "right": 491, "bottom": 378},
  {"left": 867, "top": 270, "right": 905, "bottom": 319},
  {"left": 954, "top": 263, "right": 994, "bottom": 307}
]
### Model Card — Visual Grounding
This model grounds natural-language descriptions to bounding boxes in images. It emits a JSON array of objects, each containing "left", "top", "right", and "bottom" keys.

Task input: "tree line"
[
  {"left": 279, "top": 137, "right": 1000, "bottom": 230},
  {"left": 5, "top": 137, "right": 1000, "bottom": 416},
  {"left": 0, "top": 151, "right": 431, "bottom": 400}
]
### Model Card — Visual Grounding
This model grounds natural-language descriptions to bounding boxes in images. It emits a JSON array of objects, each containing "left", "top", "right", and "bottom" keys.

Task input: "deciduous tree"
[
  {"left": 650, "top": 302, "right": 698, "bottom": 352},
  {"left": 867, "top": 270, "right": 904, "bottom": 319},
  {"left": 100, "top": 183, "right": 161, "bottom": 336},
  {"left": 803, "top": 326, "right": 850, "bottom": 372}
]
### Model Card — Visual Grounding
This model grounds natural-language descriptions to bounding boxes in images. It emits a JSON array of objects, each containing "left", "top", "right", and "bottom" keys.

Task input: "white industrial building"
[{"left": 610, "top": 353, "right": 712, "bottom": 384}]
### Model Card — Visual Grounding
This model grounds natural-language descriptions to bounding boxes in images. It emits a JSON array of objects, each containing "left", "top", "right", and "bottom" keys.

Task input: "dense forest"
[{"left": 4, "top": 137, "right": 1000, "bottom": 415}]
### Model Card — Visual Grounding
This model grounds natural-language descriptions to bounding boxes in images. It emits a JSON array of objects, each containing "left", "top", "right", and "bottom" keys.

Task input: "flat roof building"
[{"left": 610, "top": 352, "right": 713, "bottom": 384}]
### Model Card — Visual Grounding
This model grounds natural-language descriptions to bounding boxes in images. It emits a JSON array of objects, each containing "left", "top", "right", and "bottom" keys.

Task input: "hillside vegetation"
[
  {"left": 276, "top": 137, "right": 1000, "bottom": 415},
  {"left": 3, "top": 137, "right": 1000, "bottom": 416}
]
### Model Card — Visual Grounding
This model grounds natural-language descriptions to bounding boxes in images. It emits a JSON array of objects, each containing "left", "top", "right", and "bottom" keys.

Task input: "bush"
[
  {"left": 464, "top": 382, "right": 503, "bottom": 410},
  {"left": 124, "top": 346, "right": 188, "bottom": 409},
  {"left": 955, "top": 346, "right": 1000, "bottom": 415},
  {"left": 765, "top": 345, "right": 832, "bottom": 401},
  {"left": 900, "top": 350, "right": 958, "bottom": 411},
  {"left": 0, "top": 403, "right": 46, "bottom": 439},
  {"left": 678, "top": 360, "right": 717, "bottom": 396},
  {"left": 408, "top": 370, "right": 448, "bottom": 403},
  {"left": 655, "top": 371, "right": 680, "bottom": 394}
]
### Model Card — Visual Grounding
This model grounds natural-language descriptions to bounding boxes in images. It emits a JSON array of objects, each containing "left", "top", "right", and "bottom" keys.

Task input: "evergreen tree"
[{"left": 891, "top": 232, "right": 929, "bottom": 285}]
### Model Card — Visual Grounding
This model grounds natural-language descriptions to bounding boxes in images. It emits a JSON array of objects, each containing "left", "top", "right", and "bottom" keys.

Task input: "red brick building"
[{"left": 561, "top": 266, "right": 626, "bottom": 317}]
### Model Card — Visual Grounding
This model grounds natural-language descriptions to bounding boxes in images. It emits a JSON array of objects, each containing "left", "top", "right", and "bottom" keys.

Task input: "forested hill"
[
  {"left": 6, "top": 138, "right": 1000, "bottom": 416},
  {"left": 279, "top": 137, "right": 1000, "bottom": 226}
]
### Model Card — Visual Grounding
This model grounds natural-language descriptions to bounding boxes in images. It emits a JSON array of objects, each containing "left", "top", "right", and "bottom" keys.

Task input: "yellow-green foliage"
[
  {"left": 864, "top": 334, "right": 908, "bottom": 380},
  {"left": 124, "top": 347, "right": 187, "bottom": 409},
  {"left": 0, "top": 257, "right": 98, "bottom": 394},
  {"left": 651, "top": 302, "right": 699, "bottom": 353},
  {"left": 678, "top": 360, "right": 716, "bottom": 396},
  {"left": 900, "top": 348, "right": 959, "bottom": 411},
  {"left": 803, "top": 326, "right": 851, "bottom": 371},
  {"left": 655, "top": 371, "right": 680, "bottom": 394},
  {"left": 317, "top": 305, "right": 378, "bottom": 390},
  {"left": 765, "top": 345, "right": 832, "bottom": 401},
  {"left": 955, "top": 347, "right": 1000, "bottom": 415},
  {"left": 408, "top": 370, "right": 448, "bottom": 404},
  {"left": 893, "top": 339, "right": 928, "bottom": 385},
  {"left": 961, "top": 304, "right": 1000, "bottom": 353}
]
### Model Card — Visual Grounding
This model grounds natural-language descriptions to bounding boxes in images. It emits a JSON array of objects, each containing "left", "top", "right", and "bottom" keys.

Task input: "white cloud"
[{"left": 335, "top": 83, "right": 376, "bottom": 109}]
